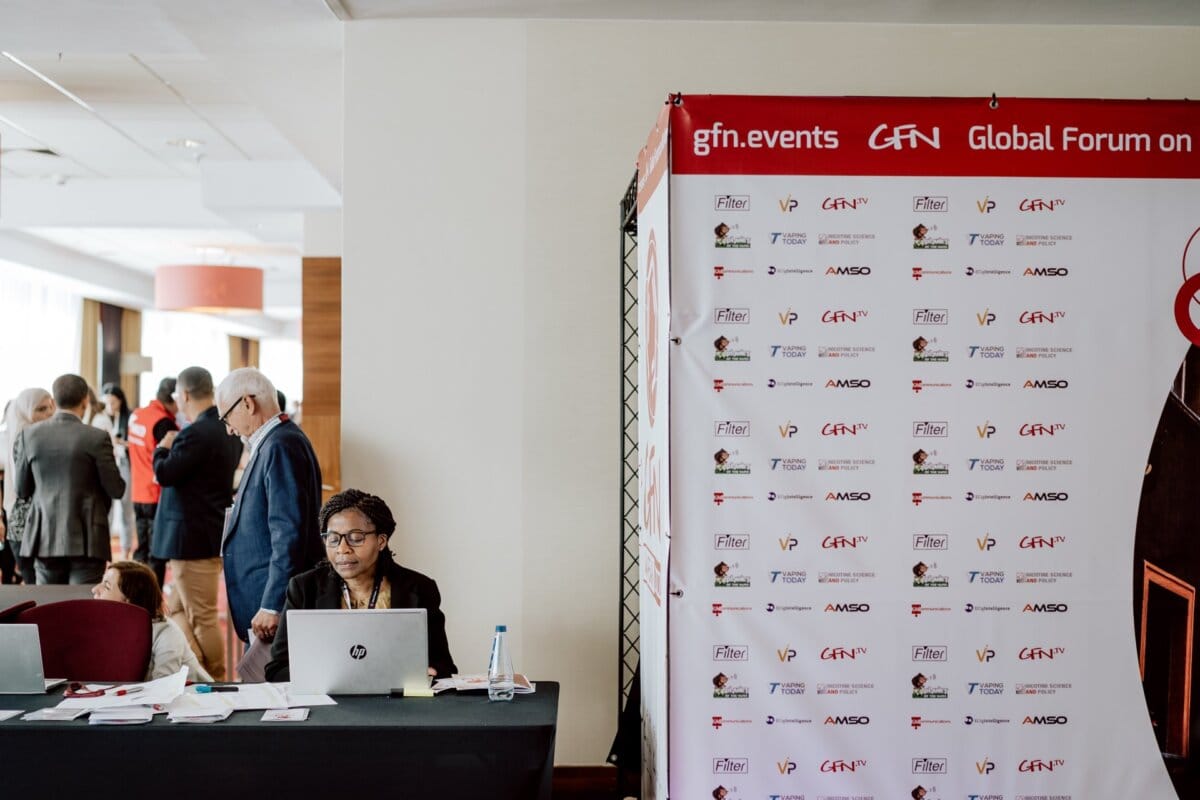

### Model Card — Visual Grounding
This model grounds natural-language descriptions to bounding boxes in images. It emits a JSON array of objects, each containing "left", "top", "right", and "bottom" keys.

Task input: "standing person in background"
[
  {"left": 97, "top": 384, "right": 135, "bottom": 561},
  {"left": 82, "top": 387, "right": 103, "bottom": 426},
  {"left": 14, "top": 374, "right": 125, "bottom": 584},
  {"left": 150, "top": 366, "right": 243, "bottom": 680},
  {"left": 1, "top": 389, "right": 55, "bottom": 584},
  {"left": 217, "top": 368, "right": 322, "bottom": 644},
  {"left": 127, "top": 377, "right": 178, "bottom": 588}
]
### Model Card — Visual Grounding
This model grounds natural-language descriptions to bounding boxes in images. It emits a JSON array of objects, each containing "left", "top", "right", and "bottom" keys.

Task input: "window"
[{"left": 0, "top": 263, "right": 82, "bottom": 409}]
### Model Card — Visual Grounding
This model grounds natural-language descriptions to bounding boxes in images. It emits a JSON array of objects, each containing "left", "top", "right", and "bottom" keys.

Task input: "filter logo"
[
  {"left": 913, "top": 308, "right": 949, "bottom": 325},
  {"left": 715, "top": 421, "right": 751, "bottom": 437},
  {"left": 913, "top": 533, "right": 949, "bottom": 550},
  {"left": 913, "top": 421, "right": 949, "bottom": 437},
  {"left": 714, "top": 307, "right": 750, "bottom": 324},
  {"left": 713, "top": 644, "right": 750, "bottom": 661},
  {"left": 715, "top": 194, "right": 750, "bottom": 211},
  {"left": 912, "top": 645, "right": 947, "bottom": 662},
  {"left": 914, "top": 195, "right": 948, "bottom": 212},
  {"left": 912, "top": 757, "right": 948, "bottom": 774},
  {"left": 713, "top": 757, "right": 749, "bottom": 773}
]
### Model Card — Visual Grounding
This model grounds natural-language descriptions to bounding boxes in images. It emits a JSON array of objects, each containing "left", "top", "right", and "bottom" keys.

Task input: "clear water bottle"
[{"left": 488, "top": 624, "right": 515, "bottom": 702}]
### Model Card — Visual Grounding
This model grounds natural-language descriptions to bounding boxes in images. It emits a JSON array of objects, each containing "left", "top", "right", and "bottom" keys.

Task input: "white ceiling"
[{"left": 339, "top": 0, "right": 1200, "bottom": 25}]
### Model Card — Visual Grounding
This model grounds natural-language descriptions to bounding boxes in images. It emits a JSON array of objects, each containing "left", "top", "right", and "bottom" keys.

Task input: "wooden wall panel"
[{"left": 302, "top": 257, "right": 341, "bottom": 500}]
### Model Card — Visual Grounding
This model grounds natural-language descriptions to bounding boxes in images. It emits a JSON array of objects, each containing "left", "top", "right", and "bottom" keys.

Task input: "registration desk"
[{"left": 0, "top": 682, "right": 559, "bottom": 799}]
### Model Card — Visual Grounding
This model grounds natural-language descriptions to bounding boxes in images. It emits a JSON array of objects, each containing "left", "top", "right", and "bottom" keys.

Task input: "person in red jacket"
[{"left": 127, "top": 377, "right": 178, "bottom": 587}]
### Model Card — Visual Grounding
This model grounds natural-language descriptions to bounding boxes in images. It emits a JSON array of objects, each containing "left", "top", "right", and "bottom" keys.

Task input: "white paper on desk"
[
  {"left": 167, "top": 696, "right": 233, "bottom": 724},
  {"left": 89, "top": 706, "right": 154, "bottom": 725},
  {"left": 0, "top": 710, "right": 22, "bottom": 722},
  {"left": 446, "top": 673, "right": 536, "bottom": 694},
  {"left": 22, "top": 708, "right": 88, "bottom": 721},
  {"left": 280, "top": 684, "right": 337, "bottom": 708},
  {"left": 55, "top": 667, "right": 187, "bottom": 711}
]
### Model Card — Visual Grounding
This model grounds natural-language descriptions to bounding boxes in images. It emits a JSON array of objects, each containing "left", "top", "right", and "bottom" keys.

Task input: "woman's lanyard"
[{"left": 342, "top": 571, "right": 384, "bottom": 610}]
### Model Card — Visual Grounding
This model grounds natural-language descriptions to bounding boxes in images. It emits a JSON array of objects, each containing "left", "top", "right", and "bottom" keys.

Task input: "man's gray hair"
[
  {"left": 177, "top": 366, "right": 214, "bottom": 400},
  {"left": 216, "top": 368, "right": 280, "bottom": 415}
]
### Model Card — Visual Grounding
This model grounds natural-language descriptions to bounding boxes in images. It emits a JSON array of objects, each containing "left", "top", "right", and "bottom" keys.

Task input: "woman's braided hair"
[{"left": 319, "top": 489, "right": 397, "bottom": 564}]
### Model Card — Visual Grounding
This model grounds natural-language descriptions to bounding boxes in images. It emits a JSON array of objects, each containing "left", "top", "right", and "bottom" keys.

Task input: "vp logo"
[
  {"left": 868, "top": 123, "right": 941, "bottom": 150},
  {"left": 349, "top": 644, "right": 368, "bottom": 660}
]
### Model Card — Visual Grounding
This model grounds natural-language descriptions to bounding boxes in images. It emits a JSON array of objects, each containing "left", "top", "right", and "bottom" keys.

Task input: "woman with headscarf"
[{"left": 1, "top": 387, "right": 55, "bottom": 583}]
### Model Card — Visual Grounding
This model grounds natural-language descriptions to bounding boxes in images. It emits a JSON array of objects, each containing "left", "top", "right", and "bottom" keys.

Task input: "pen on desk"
[
  {"left": 196, "top": 685, "right": 240, "bottom": 693},
  {"left": 111, "top": 686, "right": 143, "bottom": 697}
]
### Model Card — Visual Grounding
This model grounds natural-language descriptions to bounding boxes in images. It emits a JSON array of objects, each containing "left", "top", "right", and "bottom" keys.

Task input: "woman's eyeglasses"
[{"left": 321, "top": 530, "right": 378, "bottom": 548}]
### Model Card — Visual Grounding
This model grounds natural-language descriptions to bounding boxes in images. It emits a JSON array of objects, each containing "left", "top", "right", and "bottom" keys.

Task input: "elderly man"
[
  {"left": 217, "top": 368, "right": 322, "bottom": 643},
  {"left": 15, "top": 374, "right": 126, "bottom": 584},
  {"left": 151, "top": 366, "right": 244, "bottom": 679}
]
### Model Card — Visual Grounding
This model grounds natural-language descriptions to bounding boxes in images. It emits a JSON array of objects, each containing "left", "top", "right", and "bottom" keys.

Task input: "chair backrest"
[
  {"left": 0, "top": 600, "right": 36, "bottom": 623},
  {"left": 16, "top": 599, "right": 151, "bottom": 681}
]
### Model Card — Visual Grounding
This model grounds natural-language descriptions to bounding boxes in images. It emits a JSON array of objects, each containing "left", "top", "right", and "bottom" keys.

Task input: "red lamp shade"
[{"left": 155, "top": 265, "right": 264, "bottom": 313}]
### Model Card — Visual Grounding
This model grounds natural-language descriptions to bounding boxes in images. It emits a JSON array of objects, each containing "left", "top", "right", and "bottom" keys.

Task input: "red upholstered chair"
[
  {"left": 16, "top": 599, "right": 151, "bottom": 681},
  {"left": 0, "top": 600, "right": 36, "bottom": 623}
]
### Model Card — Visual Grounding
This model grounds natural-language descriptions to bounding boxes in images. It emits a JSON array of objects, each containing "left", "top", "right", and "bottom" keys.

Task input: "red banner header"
[{"left": 670, "top": 95, "right": 1200, "bottom": 178}]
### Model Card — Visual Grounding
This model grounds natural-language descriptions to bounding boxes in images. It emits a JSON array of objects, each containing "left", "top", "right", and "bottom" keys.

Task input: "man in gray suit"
[{"left": 14, "top": 374, "right": 126, "bottom": 584}]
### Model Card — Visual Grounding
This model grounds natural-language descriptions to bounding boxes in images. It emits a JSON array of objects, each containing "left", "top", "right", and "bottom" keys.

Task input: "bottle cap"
[{"left": 495, "top": 625, "right": 507, "bottom": 632}]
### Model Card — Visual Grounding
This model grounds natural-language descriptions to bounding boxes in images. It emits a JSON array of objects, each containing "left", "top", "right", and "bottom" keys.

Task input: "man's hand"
[
  {"left": 0, "top": 517, "right": 6, "bottom": 543},
  {"left": 159, "top": 431, "right": 178, "bottom": 451},
  {"left": 251, "top": 609, "right": 279, "bottom": 642}
]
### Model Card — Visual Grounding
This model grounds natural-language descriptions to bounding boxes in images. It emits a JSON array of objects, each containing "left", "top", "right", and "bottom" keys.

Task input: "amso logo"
[
  {"left": 1023, "top": 603, "right": 1069, "bottom": 613},
  {"left": 1023, "top": 267, "right": 1069, "bottom": 277},
  {"left": 868, "top": 123, "right": 940, "bottom": 150},
  {"left": 825, "top": 492, "right": 871, "bottom": 502},
  {"left": 825, "top": 378, "right": 871, "bottom": 388},
  {"left": 824, "top": 603, "right": 870, "bottom": 613},
  {"left": 1023, "top": 379, "right": 1069, "bottom": 389},
  {"left": 825, "top": 266, "right": 871, "bottom": 276},
  {"left": 824, "top": 715, "right": 870, "bottom": 725},
  {"left": 1023, "top": 492, "right": 1069, "bottom": 501},
  {"left": 1023, "top": 715, "right": 1068, "bottom": 725}
]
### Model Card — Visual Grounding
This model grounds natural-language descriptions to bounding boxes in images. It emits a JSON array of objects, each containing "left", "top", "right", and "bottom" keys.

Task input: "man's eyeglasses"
[
  {"left": 322, "top": 530, "right": 378, "bottom": 548},
  {"left": 219, "top": 394, "right": 255, "bottom": 425}
]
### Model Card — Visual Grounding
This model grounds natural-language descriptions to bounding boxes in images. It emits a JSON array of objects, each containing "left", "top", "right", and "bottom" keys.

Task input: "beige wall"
[{"left": 343, "top": 18, "right": 1200, "bottom": 763}]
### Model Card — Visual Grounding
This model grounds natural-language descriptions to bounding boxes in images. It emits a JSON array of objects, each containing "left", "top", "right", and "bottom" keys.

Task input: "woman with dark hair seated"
[{"left": 265, "top": 489, "right": 456, "bottom": 681}]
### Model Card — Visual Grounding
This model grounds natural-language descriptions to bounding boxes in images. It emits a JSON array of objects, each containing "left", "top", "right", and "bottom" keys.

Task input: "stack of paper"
[
  {"left": 89, "top": 707, "right": 154, "bottom": 725},
  {"left": 432, "top": 673, "right": 536, "bottom": 694}
]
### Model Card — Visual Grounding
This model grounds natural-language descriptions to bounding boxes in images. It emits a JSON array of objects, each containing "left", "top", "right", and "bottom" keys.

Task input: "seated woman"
[
  {"left": 265, "top": 489, "right": 457, "bottom": 681},
  {"left": 92, "top": 561, "right": 212, "bottom": 683}
]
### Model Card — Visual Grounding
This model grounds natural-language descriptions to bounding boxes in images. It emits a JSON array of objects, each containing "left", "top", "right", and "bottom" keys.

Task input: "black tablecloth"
[{"left": 0, "top": 682, "right": 558, "bottom": 799}]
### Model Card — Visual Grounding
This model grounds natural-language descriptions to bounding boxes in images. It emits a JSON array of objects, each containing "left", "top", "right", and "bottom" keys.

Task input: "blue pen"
[{"left": 196, "top": 685, "right": 239, "bottom": 693}]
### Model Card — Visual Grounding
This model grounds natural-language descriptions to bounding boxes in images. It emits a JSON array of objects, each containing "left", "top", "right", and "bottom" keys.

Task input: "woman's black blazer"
[{"left": 265, "top": 559, "right": 458, "bottom": 681}]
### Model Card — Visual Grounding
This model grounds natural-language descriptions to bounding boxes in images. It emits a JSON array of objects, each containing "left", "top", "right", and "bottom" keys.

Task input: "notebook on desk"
[
  {"left": 287, "top": 608, "right": 429, "bottom": 696},
  {"left": 0, "top": 625, "right": 67, "bottom": 694}
]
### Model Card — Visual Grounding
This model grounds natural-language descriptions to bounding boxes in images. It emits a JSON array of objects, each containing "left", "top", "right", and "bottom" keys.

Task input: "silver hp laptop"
[
  {"left": 287, "top": 609, "right": 430, "bottom": 696},
  {"left": 0, "top": 625, "right": 67, "bottom": 693}
]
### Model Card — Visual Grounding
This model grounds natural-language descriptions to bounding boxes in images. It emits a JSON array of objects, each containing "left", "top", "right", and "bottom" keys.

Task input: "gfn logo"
[
  {"left": 821, "top": 422, "right": 867, "bottom": 436},
  {"left": 976, "top": 422, "right": 996, "bottom": 438},
  {"left": 778, "top": 309, "right": 799, "bottom": 325},
  {"left": 776, "top": 758, "right": 797, "bottom": 775},
  {"left": 1019, "top": 198, "right": 1065, "bottom": 211},
  {"left": 868, "top": 123, "right": 941, "bottom": 150},
  {"left": 822, "top": 196, "right": 868, "bottom": 210},
  {"left": 1019, "top": 310, "right": 1066, "bottom": 324},
  {"left": 1019, "top": 646, "right": 1065, "bottom": 660},
  {"left": 1019, "top": 758, "right": 1065, "bottom": 773},
  {"left": 825, "top": 492, "right": 871, "bottom": 502},
  {"left": 975, "top": 758, "right": 996, "bottom": 774},
  {"left": 820, "top": 759, "right": 867, "bottom": 773},
  {"left": 820, "top": 646, "right": 866, "bottom": 660},
  {"left": 976, "top": 646, "right": 996, "bottom": 662},
  {"left": 821, "top": 309, "right": 867, "bottom": 323},
  {"left": 777, "top": 645, "right": 798, "bottom": 662},
  {"left": 975, "top": 309, "right": 997, "bottom": 326},
  {"left": 976, "top": 197, "right": 997, "bottom": 213},
  {"left": 779, "top": 194, "right": 799, "bottom": 212},
  {"left": 1019, "top": 423, "right": 1065, "bottom": 437},
  {"left": 1020, "top": 535, "right": 1065, "bottom": 549},
  {"left": 1024, "top": 492, "right": 1069, "bottom": 501},
  {"left": 822, "top": 535, "right": 867, "bottom": 549}
]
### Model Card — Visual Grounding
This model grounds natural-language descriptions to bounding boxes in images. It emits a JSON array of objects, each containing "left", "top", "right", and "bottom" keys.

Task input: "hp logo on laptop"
[{"left": 349, "top": 644, "right": 368, "bottom": 660}]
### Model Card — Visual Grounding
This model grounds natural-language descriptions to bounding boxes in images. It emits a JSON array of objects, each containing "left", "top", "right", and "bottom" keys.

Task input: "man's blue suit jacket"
[{"left": 222, "top": 418, "right": 323, "bottom": 640}]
